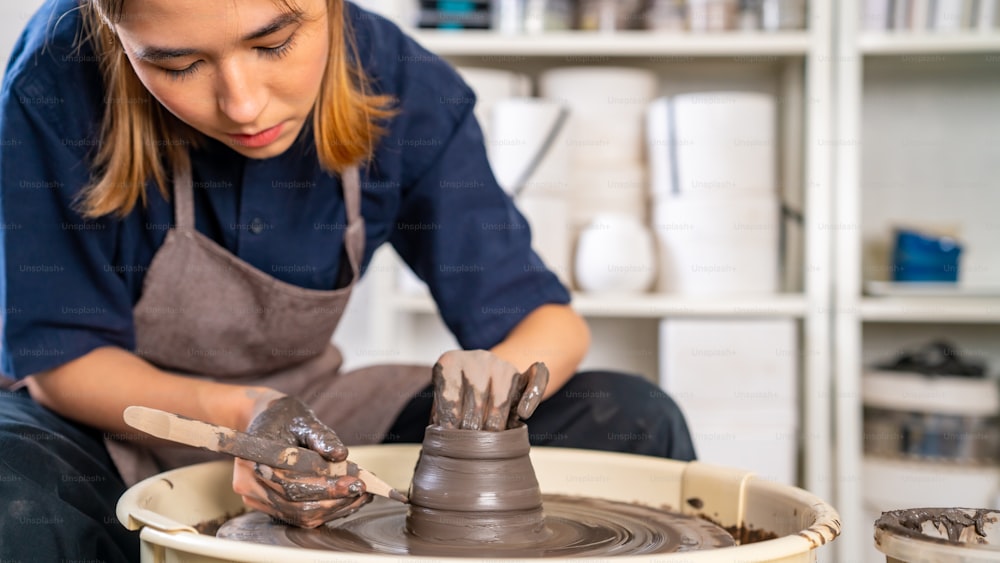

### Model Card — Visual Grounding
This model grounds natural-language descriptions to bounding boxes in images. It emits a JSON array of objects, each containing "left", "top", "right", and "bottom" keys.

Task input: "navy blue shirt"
[{"left": 0, "top": 0, "right": 570, "bottom": 379}]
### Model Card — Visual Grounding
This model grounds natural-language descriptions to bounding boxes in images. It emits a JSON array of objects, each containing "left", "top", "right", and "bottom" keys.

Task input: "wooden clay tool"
[{"left": 123, "top": 406, "right": 408, "bottom": 503}]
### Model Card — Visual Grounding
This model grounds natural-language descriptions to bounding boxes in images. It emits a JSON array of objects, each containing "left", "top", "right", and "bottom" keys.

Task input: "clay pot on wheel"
[{"left": 407, "top": 424, "right": 549, "bottom": 544}]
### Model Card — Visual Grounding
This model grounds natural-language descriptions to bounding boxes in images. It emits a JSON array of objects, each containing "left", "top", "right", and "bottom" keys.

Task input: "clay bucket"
[
  {"left": 874, "top": 508, "right": 1000, "bottom": 562},
  {"left": 407, "top": 424, "right": 546, "bottom": 543}
]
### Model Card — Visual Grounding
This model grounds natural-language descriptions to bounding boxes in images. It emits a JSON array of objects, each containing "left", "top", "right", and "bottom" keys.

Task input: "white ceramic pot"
[
  {"left": 652, "top": 196, "right": 779, "bottom": 295},
  {"left": 574, "top": 213, "right": 657, "bottom": 294}
]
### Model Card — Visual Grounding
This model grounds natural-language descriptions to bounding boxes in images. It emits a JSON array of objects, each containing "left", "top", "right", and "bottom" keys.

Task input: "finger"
[
  {"left": 503, "top": 370, "right": 526, "bottom": 430},
  {"left": 257, "top": 464, "right": 365, "bottom": 498},
  {"left": 272, "top": 399, "right": 347, "bottom": 461},
  {"left": 235, "top": 464, "right": 282, "bottom": 508},
  {"left": 478, "top": 354, "right": 520, "bottom": 430},
  {"left": 271, "top": 492, "right": 372, "bottom": 528},
  {"left": 459, "top": 370, "right": 489, "bottom": 430},
  {"left": 306, "top": 494, "right": 375, "bottom": 527},
  {"left": 486, "top": 369, "right": 521, "bottom": 432},
  {"left": 232, "top": 458, "right": 262, "bottom": 498},
  {"left": 516, "top": 362, "right": 549, "bottom": 420},
  {"left": 298, "top": 419, "right": 348, "bottom": 462},
  {"left": 243, "top": 477, "right": 369, "bottom": 529},
  {"left": 296, "top": 494, "right": 374, "bottom": 528},
  {"left": 256, "top": 465, "right": 365, "bottom": 502},
  {"left": 248, "top": 490, "right": 368, "bottom": 528},
  {"left": 333, "top": 493, "right": 374, "bottom": 520},
  {"left": 430, "top": 362, "right": 459, "bottom": 428},
  {"left": 247, "top": 396, "right": 300, "bottom": 442}
]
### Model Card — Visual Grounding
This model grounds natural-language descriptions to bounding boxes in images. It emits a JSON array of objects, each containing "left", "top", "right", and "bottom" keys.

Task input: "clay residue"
[
  {"left": 697, "top": 514, "right": 779, "bottom": 545},
  {"left": 876, "top": 508, "right": 998, "bottom": 545},
  {"left": 215, "top": 430, "right": 275, "bottom": 467},
  {"left": 195, "top": 509, "right": 248, "bottom": 536},
  {"left": 727, "top": 524, "right": 779, "bottom": 545}
]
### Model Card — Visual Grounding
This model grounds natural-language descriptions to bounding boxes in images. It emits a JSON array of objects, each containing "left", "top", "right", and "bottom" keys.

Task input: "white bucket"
[
  {"left": 874, "top": 508, "right": 1000, "bottom": 562},
  {"left": 117, "top": 445, "right": 839, "bottom": 562}
]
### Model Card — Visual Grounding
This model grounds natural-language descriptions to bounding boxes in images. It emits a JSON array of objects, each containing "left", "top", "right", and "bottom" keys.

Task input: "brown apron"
[{"left": 106, "top": 159, "right": 432, "bottom": 486}]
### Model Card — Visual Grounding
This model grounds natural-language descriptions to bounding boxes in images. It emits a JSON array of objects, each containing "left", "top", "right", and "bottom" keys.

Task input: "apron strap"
[
  {"left": 172, "top": 155, "right": 196, "bottom": 230},
  {"left": 341, "top": 166, "right": 361, "bottom": 225},
  {"left": 169, "top": 156, "right": 363, "bottom": 270},
  {"left": 340, "top": 166, "right": 364, "bottom": 269}
]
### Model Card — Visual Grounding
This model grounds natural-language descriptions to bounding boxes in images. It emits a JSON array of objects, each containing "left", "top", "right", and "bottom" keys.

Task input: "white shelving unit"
[
  {"left": 412, "top": 29, "right": 814, "bottom": 56},
  {"left": 859, "top": 32, "right": 1000, "bottom": 53},
  {"left": 351, "top": 2, "right": 836, "bottom": 514},
  {"left": 859, "top": 297, "right": 1000, "bottom": 323},
  {"left": 392, "top": 291, "right": 811, "bottom": 319},
  {"left": 834, "top": 2, "right": 1000, "bottom": 560}
]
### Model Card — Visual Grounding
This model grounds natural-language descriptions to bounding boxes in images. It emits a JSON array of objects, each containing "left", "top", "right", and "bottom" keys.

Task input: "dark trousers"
[
  {"left": 386, "top": 370, "right": 697, "bottom": 460},
  {"left": 0, "top": 388, "right": 138, "bottom": 563},
  {"left": 0, "top": 371, "right": 694, "bottom": 562}
]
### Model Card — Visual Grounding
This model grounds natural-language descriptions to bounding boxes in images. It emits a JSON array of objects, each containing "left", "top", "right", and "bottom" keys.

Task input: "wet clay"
[
  {"left": 406, "top": 424, "right": 546, "bottom": 544},
  {"left": 694, "top": 513, "right": 779, "bottom": 545},
  {"left": 876, "top": 508, "right": 999, "bottom": 546},
  {"left": 429, "top": 354, "right": 549, "bottom": 431},
  {"left": 214, "top": 398, "right": 347, "bottom": 476},
  {"left": 247, "top": 396, "right": 348, "bottom": 461},
  {"left": 725, "top": 523, "right": 780, "bottom": 545},
  {"left": 211, "top": 365, "right": 738, "bottom": 555},
  {"left": 217, "top": 494, "right": 736, "bottom": 557},
  {"left": 213, "top": 422, "right": 740, "bottom": 556},
  {"left": 215, "top": 422, "right": 736, "bottom": 556}
]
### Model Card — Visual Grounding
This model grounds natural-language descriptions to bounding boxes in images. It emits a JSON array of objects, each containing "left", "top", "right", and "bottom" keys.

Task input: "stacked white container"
[
  {"left": 488, "top": 98, "right": 573, "bottom": 285},
  {"left": 396, "top": 67, "right": 534, "bottom": 295},
  {"left": 659, "top": 318, "right": 799, "bottom": 485},
  {"left": 456, "top": 67, "right": 532, "bottom": 145},
  {"left": 539, "top": 67, "right": 660, "bottom": 293},
  {"left": 540, "top": 67, "right": 657, "bottom": 232},
  {"left": 647, "top": 92, "right": 781, "bottom": 295}
]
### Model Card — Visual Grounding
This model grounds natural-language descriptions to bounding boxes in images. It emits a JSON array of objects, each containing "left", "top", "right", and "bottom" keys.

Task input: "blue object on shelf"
[
  {"left": 891, "top": 228, "right": 962, "bottom": 283},
  {"left": 419, "top": 0, "right": 491, "bottom": 29}
]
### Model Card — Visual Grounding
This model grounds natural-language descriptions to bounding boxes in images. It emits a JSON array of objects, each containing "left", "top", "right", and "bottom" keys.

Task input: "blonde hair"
[{"left": 79, "top": 0, "right": 396, "bottom": 218}]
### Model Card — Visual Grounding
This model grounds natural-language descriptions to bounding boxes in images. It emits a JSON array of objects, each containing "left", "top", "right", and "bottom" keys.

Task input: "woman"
[{"left": 0, "top": 0, "right": 696, "bottom": 560}]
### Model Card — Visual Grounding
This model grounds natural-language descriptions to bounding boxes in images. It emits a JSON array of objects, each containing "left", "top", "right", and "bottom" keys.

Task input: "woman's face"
[{"left": 115, "top": 0, "right": 329, "bottom": 159}]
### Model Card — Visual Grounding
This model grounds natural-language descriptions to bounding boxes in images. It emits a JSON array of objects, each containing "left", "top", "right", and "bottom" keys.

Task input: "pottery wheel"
[{"left": 217, "top": 494, "right": 736, "bottom": 557}]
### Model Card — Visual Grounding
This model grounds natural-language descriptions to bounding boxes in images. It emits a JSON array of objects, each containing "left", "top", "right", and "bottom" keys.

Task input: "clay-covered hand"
[
  {"left": 232, "top": 396, "right": 372, "bottom": 528},
  {"left": 430, "top": 350, "right": 549, "bottom": 431}
]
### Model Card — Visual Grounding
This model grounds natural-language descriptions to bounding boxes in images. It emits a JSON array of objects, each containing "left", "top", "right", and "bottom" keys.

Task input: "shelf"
[
  {"left": 411, "top": 30, "right": 813, "bottom": 57},
  {"left": 860, "top": 32, "right": 1000, "bottom": 54},
  {"left": 393, "top": 292, "right": 810, "bottom": 319},
  {"left": 364, "top": 1, "right": 834, "bottom": 537},
  {"left": 859, "top": 297, "right": 1000, "bottom": 323}
]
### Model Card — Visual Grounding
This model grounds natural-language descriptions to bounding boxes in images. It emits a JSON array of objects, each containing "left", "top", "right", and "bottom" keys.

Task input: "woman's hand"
[
  {"left": 430, "top": 350, "right": 549, "bottom": 431},
  {"left": 231, "top": 395, "right": 372, "bottom": 528}
]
